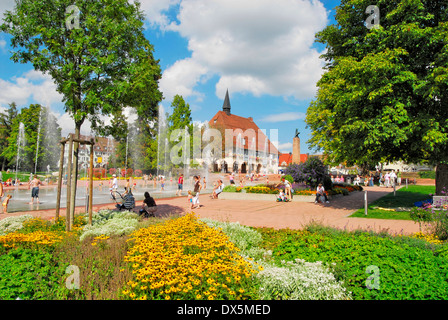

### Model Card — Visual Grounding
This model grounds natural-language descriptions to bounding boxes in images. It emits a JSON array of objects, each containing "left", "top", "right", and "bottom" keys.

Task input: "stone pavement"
[{"left": 0, "top": 185, "right": 422, "bottom": 235}]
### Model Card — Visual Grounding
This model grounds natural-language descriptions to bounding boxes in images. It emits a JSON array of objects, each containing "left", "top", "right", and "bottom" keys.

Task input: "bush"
[
  {"left": 284, "top": 157, "right": 330, "bottom": 189},
  {"left": 0, "top": 247, "right": 67, "bottom": 300},
  {"left": 0, "top": 215, "right": 34, "bottom": 236},
  {"left": 79, "top": 210, "right": 140, "bottom": 242},
  {"left": 256, "top": 259, "right": 350, "bottom": 300},
  {"left": 418, "top": 171, "right": 436, "bottom": 179},
  {"left": 260, "top": 227, "right": 448, "bottom": 299},
  {"left": 223, "top": 185, "right": 242, "bottom": 193},
  {"left": 283, "top": 175, "right": 294, "bottom": 184},
  {"left": 134, "top": 169, "right": 143, "bottom": 177}
]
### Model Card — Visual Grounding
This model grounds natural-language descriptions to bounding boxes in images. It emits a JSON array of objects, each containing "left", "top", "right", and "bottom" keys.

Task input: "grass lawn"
[{"left": 349, "top": 185, "right": 435, "bottom": 220}]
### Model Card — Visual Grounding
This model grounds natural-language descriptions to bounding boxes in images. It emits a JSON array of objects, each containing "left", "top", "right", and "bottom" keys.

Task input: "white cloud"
[
  {"left": 160, "top": 0, "right": 328, "bottom": 101},
  {"left": 135, "top": 0, "right": 181, "bottom": 30},
  {"left": 0, "top": 38, "right": 6, "bottom": 52},
  {"left": 278, "top": 142, "right": 293, "bottom": 152},
  {"left": 159, "top": 58, "right": 209, "bottom": 103},
  {"left": 0, "top": 69, "right": 63, "bottom": 108},
  {"left": 258, "top": 112, "right": 306, "bottom": 123},
  {"left": 0, "top": 0, "right": 15, "bottom": 18}
]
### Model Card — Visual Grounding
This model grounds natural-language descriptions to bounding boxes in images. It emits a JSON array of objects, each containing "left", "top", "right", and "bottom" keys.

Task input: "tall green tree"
[
  {"left": 2, "top": 104, "right": 61, "bottom": 173},
  {"left": 165, "top": 95, "right": 193, "bottom": 171},
  {"left": 1, "top": 0, "right": 162, "bottom": 214},
  {"left": 0, "top": 102, "right": 18, "bottom": 171},
  {"left": 306, "top": 0, "right": 448, "bottom": 193}
]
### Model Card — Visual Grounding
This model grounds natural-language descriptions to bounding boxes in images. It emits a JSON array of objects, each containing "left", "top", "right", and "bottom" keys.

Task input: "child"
[
  {"left": 187, "top": 190, "right": 193, "bottom": 204},
  {"left": 276, "top": 190, "right": 286, "bottom": 202},
  {"left": 2, "top": 194, "right": 12, "bottom": 214}
]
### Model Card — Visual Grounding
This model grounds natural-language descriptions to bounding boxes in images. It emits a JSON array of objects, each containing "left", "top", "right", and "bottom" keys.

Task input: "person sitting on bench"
[
  {"left": 211, "top": 180, "right": 224, "bottom": 199},
  {"left": 315, "top": 183, "right": 329, "bottom": 204},
  {"left": 139, "top": 191, "right": 157, "bottom": 217}
]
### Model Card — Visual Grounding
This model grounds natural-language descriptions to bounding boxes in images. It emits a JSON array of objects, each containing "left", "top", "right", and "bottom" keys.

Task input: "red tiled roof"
[
  {"left": 278, "top": 152, "right": 308, "bottom": 166},
  {"left": 300, "top": 154, "right": 308, "bottom": 163},
  {"left": 279, "top": 153, "right": 292, "bottom": 166},
  {"left": 209, "top": 111, "right": 278, "bottom": 155}
]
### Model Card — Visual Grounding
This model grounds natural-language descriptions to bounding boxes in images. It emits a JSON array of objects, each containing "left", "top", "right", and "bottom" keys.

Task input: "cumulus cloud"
[
  {"left": 0, "top": 0, "right": 15, "bottom": 17},
  {"left": 159, "top": 0, "right": 328, "bottom": 101},
  {"left": 159, "top": 58, "right": 209, "bottom": 103},
  {"left": 134, "top": 0, "right": 181, "bottom": 29},
  {"left": 258, "top": 112, "right": 306, "bottom": 123},
  {"left": 0, "top": 69, "right": 63, "bottom": 108},
  {"left": 278, "top": 142, "right": 293, "bottom": 153}
]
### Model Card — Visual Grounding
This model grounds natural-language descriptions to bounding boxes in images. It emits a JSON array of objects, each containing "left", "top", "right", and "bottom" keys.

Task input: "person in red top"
[{"left": 176, "top": 174, "right": 184, "bottom": 196}]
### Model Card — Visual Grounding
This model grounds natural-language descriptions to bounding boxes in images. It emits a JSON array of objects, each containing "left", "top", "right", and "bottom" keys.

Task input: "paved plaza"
[{"left": 0, "top": 184, "right": 421, "bottom": 235}]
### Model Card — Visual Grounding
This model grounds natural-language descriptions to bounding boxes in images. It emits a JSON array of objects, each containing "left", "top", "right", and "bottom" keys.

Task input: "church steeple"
[{"left": 222, "top": 89, "right": 231, "bottom": 115}]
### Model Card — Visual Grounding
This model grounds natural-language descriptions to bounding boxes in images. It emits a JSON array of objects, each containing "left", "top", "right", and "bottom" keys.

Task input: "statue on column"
[{"left": 294, "top": 129, "right": 300, "bottom": 138}]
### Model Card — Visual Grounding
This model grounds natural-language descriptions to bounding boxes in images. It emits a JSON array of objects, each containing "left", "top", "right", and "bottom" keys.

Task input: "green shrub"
[
  {"left": 418, "top": 171, "right": 436, "bottom": 179},
  {"left": 256, "top": 259, "right": 351, "bottom": 300},
  {"left": 283, "top": 175, "right": 294, "bottom": 184},
  {"left": 259, "top": 227, "right": 448, "bottom": 300},
  {"left": 79, "top": 210, "right": 140, "bottom": 242},
  {"left": 0, "top": 215, "right": 34, "bottom": 235},
  {"left": 222, "top": 185, "right": 241, "bottom": 192},
  {"left": 0, "top": 247, "right": 67, "bottom": 300}
]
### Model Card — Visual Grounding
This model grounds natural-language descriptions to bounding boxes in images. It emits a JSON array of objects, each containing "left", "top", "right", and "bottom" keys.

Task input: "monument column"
[{"left": 292, "top": 129, "right": 301, "bottom": 164}]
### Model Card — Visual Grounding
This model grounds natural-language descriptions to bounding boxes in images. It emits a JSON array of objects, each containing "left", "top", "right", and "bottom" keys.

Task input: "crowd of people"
[{"left": 333, "top": 169, "right": 403, "bottom": 188}]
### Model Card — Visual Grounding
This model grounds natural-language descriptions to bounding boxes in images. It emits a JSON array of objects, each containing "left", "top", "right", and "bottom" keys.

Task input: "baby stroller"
[{"left": 111, "top": 191, "right": 135, "bottom": 211}]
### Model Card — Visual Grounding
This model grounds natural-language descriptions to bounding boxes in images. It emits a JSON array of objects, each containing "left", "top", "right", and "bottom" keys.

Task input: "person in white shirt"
[
  {"left": 384, "top": 172, "right": 390, "bottom": 188},
  {"left": 389, "top": 170, "right": 397, "bottom": 187},
  {"left": 315, "top": 183, "right": 329, "bottom": 203}
]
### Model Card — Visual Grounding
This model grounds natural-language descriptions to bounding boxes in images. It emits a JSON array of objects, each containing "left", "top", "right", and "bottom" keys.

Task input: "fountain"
[{"left": 34, "top": 107, "right": 43, "bottom": 174}]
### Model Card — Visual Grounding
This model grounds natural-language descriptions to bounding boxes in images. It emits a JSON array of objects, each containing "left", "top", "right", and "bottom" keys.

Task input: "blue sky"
[{"left": 0, "top": 0, "right": 341, "bottom": 155}]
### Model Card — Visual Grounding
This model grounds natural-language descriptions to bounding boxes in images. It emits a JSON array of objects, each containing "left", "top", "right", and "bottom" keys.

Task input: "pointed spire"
[{"left": 222, "top": 89, "right": 231, "bottom": 115}]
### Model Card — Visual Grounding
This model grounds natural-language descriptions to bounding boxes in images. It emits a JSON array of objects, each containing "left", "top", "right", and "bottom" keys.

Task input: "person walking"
[
  {"left": 397, "top": 169, "right": 402, "bottom": 186},
  {"left": 177, "top": 174, "right": 184, "bottom": 196},
  {"left": 191, "top": 175, "right": 201, "bottom": 209},
  {"left": 384, "top": 172, "right": 390, "bottom": 188},
  {"left": 28, "top": 175, "right": 42, "bottom": 204}
]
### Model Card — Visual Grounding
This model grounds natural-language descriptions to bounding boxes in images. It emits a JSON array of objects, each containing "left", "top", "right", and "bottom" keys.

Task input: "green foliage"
[
  {"left": 284, "top": 157, "right": 330, "bottom": 189},
  {"left": 79, "top": 209, "right": 140, "bottom": 242},
  {"left": 418, "top": 171, "right": 436, "bottom": 179},
  {"left": 283, "top": 175, "right": 294, "bottom": 184},
  {"left": 223, "top": 185, "right": 242, "bottom": 193},
  {"left": 0, "top": 215, "right": 34, "bottom": 236},
  {"left": 0, "top": 247, "right": 66, "bottom": 300},
  {"left": 306, "top": 0, "right": 448, "bottom": 169},
  {"left": 0, "top": 103, "right": 18, "bottom": 170},
  {"left": 1, "top": 0, "right": 162, "bottom": 181},
  {"left": 1, "top": 104, "right": 61, "bottom": 172},
  {"left": 260, "top": 226, "right": 448, "bottom": 300},
  {"left": 350, "top": 185, "right": 435, "bottom": 219},
  {"left": 164, "top": 95, "right": 193, "bottom": 170}
]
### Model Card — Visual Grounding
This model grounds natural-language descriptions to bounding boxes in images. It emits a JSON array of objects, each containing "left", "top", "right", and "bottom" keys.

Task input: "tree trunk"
[
  {"left": 435, "top": 163, "right": 448, "bottom": 195},
  {"left": 69, "top": 126, "right": 81, "bottom": 228}
]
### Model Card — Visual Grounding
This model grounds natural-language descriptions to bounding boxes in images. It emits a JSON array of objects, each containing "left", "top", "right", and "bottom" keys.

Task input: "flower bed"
[{"left": 122, "top": 213, "right": 260, "bottom": 300}]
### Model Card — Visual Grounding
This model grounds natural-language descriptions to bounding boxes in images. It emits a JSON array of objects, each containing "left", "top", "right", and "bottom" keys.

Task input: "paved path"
[{"left": 0, "top": 186, "right": 421, "bottom": 235}]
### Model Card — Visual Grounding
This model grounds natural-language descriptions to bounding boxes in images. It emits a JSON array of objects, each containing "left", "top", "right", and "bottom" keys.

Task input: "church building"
[{"left": 208, "top": 90, "right": 279, "bottom": 174}]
